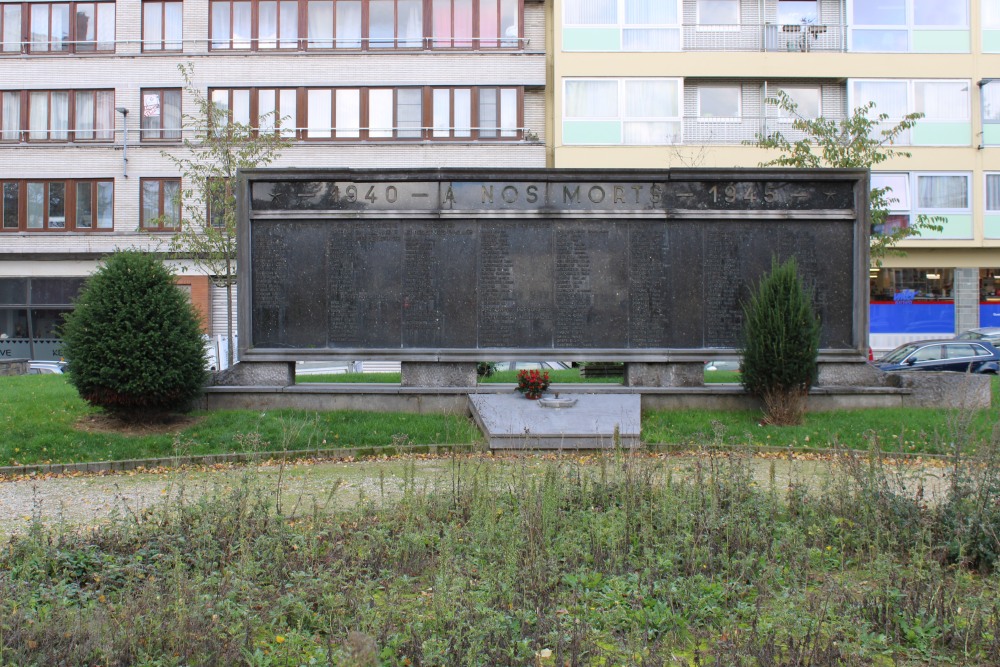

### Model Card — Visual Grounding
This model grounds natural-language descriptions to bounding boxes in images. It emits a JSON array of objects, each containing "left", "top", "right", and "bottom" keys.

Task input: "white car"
[{"left": 28, "top": 361, "right": 67, "bottom": 375}]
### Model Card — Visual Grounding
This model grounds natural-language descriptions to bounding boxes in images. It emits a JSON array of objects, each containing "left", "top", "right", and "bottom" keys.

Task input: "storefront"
[{"left": 0, "top": 277, "right": 85, "bottom": 361}]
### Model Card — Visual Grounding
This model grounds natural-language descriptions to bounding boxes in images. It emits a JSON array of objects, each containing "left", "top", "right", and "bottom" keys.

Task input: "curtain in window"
[
  {"left": 336, "top": 1, "right": 361, "bottom": 47},
  {"left": 500, "top": 0, "right": 518, "bottom": 45},
  {"left": 500, "top": 88, "right": 517, "bottom": 136},
  {"left": 141, "top": 181, "right": 159, "bottom": 226},
  {"left": 986, "top": 0, "right": 1000, "bottom": 28},
  {"left": 915, "top": 82, "right": 969, "bottom": 120},
  {"left": 307, "top": 89, "right": 332, "bottom": 137},
  {"left": 164, "top": 3, "right": 182, "bottom": 48},
  {"left": 987, "top": 174, "right": 1000, "bottom": 211},
  {"left": 145, "top": 3, "right": 164, "bottom": 50},
  {"left": 279, "top": 89, "right": 297, "bottom": 136},
  {"left": 565, "top": 80, "right": 618, "bottom": 118},
  {"left": 335, "top": 89, "right": 360, "bottom": 137},
  {"left": 50, "top": 4, "right": 69, "bottom": 51},
  {"left": 307, "top": 1, "right": 333, "bottom": 46},
  {"left": 872, "top": 173, "right": 910, "bottom": 209},
  {"left": 30, "top": 5, "right": 50, "bottom": 51},
  {"left": 97, "top": 3, "right": 115, "bottom": 49},
  {"left": 624, "top": 79, "right": 679, "bottom": 144},
  {"left": 50, "top": 92, "right": 68, "bottom": 140},
  {"left": 369, "top": 89, "right": 394, "bottom": 137},
  {"left": 399, "top": 0, "right": 422, "bottom": 47},
  {"left": 432, "top": 89, "right": 450, "bottom": 136},
  {"left": 96, "top": 182, "right": 113, "bottom": 228},
  {"left": 95, "top": 91, "right": 113, "bottom": 140},
  {"left": 625, "top": 0, "right": 677, "bottom": 24},
  {"left": 163, "top": 181, "right": 180, "bottom": 226},
  {"left": 29, "top": 93, "right": 49, "bottom": 140},
  {"left": 212, "top": 2, "right": 231, "bottom": 47},
  {"left": 917, "top": 175, "right": 968, "bottom": 209},
  {"left": 564, "top": 0, "right": 616, "bottom": 25},
  {"left": 479, "top": 88, "right": 497, "bottom": 136},
  {"left": 280, "top": 1, "right": 298, "bottom": 46},
  {"left": 852, "top": 80, "right": 907, "bottom": 118},
  {"left": 231, "top": 90, "right": 251, "bottom": 125},
  {"left": 454, "top": 88, "right": 471, "bottom": 136},
  {"left": 370, "top": 0, "right": 393, "bottom": 47},
  {"left": 1, "top": 92, "right": 19, "bottom": 141},
  {"left": 76, "top": 92, "right": 95, "bottom": 140},
  {"left": 163, "top": 90, "right": 181, "bottom": 139},
  {"left": 232, "top": 1, "right": 251, "bottom": 48},
  {"left": 984, "top": 82, "right": 1000, "bottom": 122},
  {"left": 260, "top": 1, "right": 278, "bottom": 47},
  {"left": 480, "top": 0, "right": 497, "bottom": 46},
  {"left": 2, "top": 5, "right": 21, "bottom": 52},
  {"left": 259, "top": 90, "right": 276, "bottom": 131}
]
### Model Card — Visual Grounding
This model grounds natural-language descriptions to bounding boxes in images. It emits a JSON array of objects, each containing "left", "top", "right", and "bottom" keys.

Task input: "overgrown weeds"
[{"left": 3, "top": 436, "right": 1000, "bottom": 665}]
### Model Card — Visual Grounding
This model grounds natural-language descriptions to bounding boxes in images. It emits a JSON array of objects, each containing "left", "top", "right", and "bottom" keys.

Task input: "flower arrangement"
[{"left": 516, "top": 369, "right": 550, "bottom": 399}]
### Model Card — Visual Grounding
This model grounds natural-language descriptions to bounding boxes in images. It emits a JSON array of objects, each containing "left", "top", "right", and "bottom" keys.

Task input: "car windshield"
[{"left": 881, "top": 344, "right": 920, "bottom": 364}]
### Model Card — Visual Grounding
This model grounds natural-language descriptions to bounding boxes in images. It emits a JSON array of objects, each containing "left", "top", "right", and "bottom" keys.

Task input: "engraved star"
[{"left": 824, "top": 191, "right": 838, "bottom": 200}]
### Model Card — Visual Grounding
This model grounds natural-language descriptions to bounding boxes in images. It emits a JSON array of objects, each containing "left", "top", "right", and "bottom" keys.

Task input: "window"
[
  {"left": 211, "top": 1, "right": 252, "bottom": 48},
  {"left": 986, "top": 0, "right": 1000, "bottom": 29},
  {"left": 209, "top": 88, "right": 298, "bottom": 135},
  {"left": 564, "top": 78, "right": 681, "bottom": 145},
  {"left": 987, "top": 174, "right": 1000, "bottom": 211},
  {"left": 143, "top": 1, "right": 183, "bottom": 51},
  {"left": 564, "top": 0, "right": 679, "bottom": 51},
  {"left": 0, "top": 89, "right": 114, "bottom": 142},
  {"left": 697, "top": 0, "right": 738, "bottom": 30},
  {"left": 432, "top": 0, "right": 474, "bottom": 47},
  {"left": 2, "top": 3, "right": 22, "bottom": 53},
  {"left": 369, "top": 0, "right": 422, "bottom": 48},
  {"left": 212, "top": 89, "right": 252, "bottom": 125},
  {"left": 259, "top": 0, "right": 299, "bottom": 48},
  {"left": 431, "top": 88, "right": 472, "bottom": 137},
  {"left": 769, "top": 85, "right": 821, "bottom": 119},
  {"left": 850, "top": 79, "right": 971, "bottom": 145},
  {"left": 478, "top": 87, "right": 517, "bottom": 138},
  {"left": 698, "top": 86, "right": 740, "bottom": 120},
  {"left": 212, "top": 0, "right": 300, "bottom": 49},
  {"left": 306, "top": 0, "right": 361, "bottom": 48},
  {"left": 0, "top": 179, "right": 112, "bottom": 231},
  {"left": 140, "top": 89, "right": 182, "bottom": 140},
  {"left": 849, "top": 0, "right": 969, "bottom": 52},
  {"left": 1, "top": 90, "right": 19, "bottom": 141},
  {"left": 27, "top": 2, "right": 115, "bottom": 53},
  {"left": 872, "top": 172, "right": 970, "bottom": 235},
  {"left": 141, "top": 178, "right": 181, "bottom": 230},
  {"left": 984, "top": 80, "right": 1000, "bottom": 122}
]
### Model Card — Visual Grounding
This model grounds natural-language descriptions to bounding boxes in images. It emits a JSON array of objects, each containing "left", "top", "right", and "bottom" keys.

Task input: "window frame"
[
  {"left": 1, "top": 3, "right": 23, "bottom": 54},
  {"left": 872, "top": 171, "right": 971, "bottom": 233},
  {"left": 140, "top": 177, "right": 181, "bottom": 231},
  {"left": 0, "top": 178, "right": 114, "bottom": 232},
  {"left": 140, "top": 88, "right": 183, "bottom": 141},
  {"left": 1, "top": 89, "right": 115, "bottom": 143},
  {"left": 695, "top": 0, "right": 740, "bottom": 32},
  {"left": 696, "top": 85, "right": 741, "bottom": 122},
  {"left": 23, "top": 1, "right": 116, "bottom": 54},
  {"left": 142, "top": 1, "right": 184, "bottom": 52},
  {"left": 768, "top": 85, "right": 822, "bottom": 121},
  {"left": 562, "top": 77, "right": 682, "bottom": 146},
  {"left": 985, "top": 172, "right": 1000, "bottom": 211},
  {"left": 848, "top": 0, "right": 970, "bottom": 52}
]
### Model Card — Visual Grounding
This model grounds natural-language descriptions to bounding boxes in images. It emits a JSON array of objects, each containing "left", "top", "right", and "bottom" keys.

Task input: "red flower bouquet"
[{"left": 516, "top": 369, "right": 550, "bottom": 399}]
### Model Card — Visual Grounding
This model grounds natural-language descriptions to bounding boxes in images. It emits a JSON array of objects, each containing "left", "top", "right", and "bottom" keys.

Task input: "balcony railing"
[
  {"left": 682, "top": 116, "right": 830, "bottom": 145},
  {"left": 682, "top": 23, "right": 847, "bottom": 52}
]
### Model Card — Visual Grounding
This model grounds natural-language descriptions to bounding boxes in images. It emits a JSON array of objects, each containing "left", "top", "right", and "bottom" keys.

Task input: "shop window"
[
  {"left": 140, "top": 89, "right": 182, "bottom": 140},
  {"left": 141, "top": 178, "right": 181, "bottom": 230},
  {"left": 143, "top": 1, "right": 184, "bottom": 51}
]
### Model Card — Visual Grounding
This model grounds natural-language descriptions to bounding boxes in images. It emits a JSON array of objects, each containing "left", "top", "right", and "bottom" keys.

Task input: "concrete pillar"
[{"left": 953, "top": 267, "right": 979, "bottom": 334}]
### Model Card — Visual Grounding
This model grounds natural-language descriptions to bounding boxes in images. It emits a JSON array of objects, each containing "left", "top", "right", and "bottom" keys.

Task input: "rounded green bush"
[{"left": 60, "top": 251, "right": 207, "bottom": 421}]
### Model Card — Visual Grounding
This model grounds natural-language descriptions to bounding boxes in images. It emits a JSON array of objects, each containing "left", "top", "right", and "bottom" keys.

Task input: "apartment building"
[
  {"left": 0, "top": 0, "right": 546, "bottom": 360},
  {"left": 550, "top": 0, "right": 1000, "bottom": 351}
]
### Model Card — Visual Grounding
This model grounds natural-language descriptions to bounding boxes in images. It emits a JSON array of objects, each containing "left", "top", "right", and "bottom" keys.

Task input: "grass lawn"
[
  {"left": 0, "top": 375, "right": 479, "bottom": 466},
  {"left": 2, "top": 375, "right": 997, "bottom": 466}
]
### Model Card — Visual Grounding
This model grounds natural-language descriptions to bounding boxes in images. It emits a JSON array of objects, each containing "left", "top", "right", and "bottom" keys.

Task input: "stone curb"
[{"left": 0, "top": 442, "right": 954, "bottom": 479}]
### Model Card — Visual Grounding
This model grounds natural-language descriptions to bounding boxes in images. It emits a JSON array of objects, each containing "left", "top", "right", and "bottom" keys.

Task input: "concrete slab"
[{"left": 469, "top": 393, "right": 641, "bottom": 450}]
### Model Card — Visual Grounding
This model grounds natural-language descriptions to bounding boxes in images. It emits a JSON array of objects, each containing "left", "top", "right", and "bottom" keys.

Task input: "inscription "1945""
[{"left": 671, "top": 181, "right": 852, "bottom": 210}]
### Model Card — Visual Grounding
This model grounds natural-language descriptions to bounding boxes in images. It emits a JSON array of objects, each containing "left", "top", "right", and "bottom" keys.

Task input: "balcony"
[
  {"left": 682, "top": 116, "right": 820, "bottom": 145},
  {"left": 682, "top": 23, "right": 846, "bottom": 52}
]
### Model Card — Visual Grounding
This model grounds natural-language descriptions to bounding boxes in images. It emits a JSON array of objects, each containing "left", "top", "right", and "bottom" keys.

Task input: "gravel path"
[{"left": 0, "top": 453, "right": 950, "bottom": 538}]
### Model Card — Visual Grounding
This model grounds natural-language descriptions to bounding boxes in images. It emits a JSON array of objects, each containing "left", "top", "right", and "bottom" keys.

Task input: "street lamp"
[{"left": 116, "top": 107, "right": 129, "bottom": 178}]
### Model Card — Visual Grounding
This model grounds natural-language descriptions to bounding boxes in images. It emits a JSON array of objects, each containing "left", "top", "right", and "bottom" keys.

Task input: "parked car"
[
  {"left": 872, "top": 340, "right": 1000, "bottom": 374},
  {"left": 27, "top": 360, "right": 67, "bottom": 375},
  {"left": 704, "top": 359, "right": 740, "bottom": 372},
  {"left": 955, "top": 327, "right": 1000, "bottom": 342},
  {"left": 491, "top": 361, "right": 572, "bottom": 372}
]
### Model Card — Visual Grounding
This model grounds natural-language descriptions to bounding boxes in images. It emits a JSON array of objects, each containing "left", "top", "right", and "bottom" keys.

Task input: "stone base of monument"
[{"left": 468, "top": 393, "right": 641, "bottom": 450}]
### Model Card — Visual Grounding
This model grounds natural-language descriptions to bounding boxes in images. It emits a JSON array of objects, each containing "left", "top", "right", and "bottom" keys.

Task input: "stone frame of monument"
[{"left": 235, "top": 168, "right": 870, "bottom": 386}]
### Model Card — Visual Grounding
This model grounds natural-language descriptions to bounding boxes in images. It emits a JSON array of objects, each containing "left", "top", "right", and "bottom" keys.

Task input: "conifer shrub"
[
  {"left": 739, "top": 257, "right": 820, "bottom": 425},
  {"left": 60, "top": 251, "right": 207, "bottom": 422}
]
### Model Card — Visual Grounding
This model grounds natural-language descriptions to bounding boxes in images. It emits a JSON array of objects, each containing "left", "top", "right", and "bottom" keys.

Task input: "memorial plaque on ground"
[{"left": 237, "top": 169, "right": 869, "bottom": 361}]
